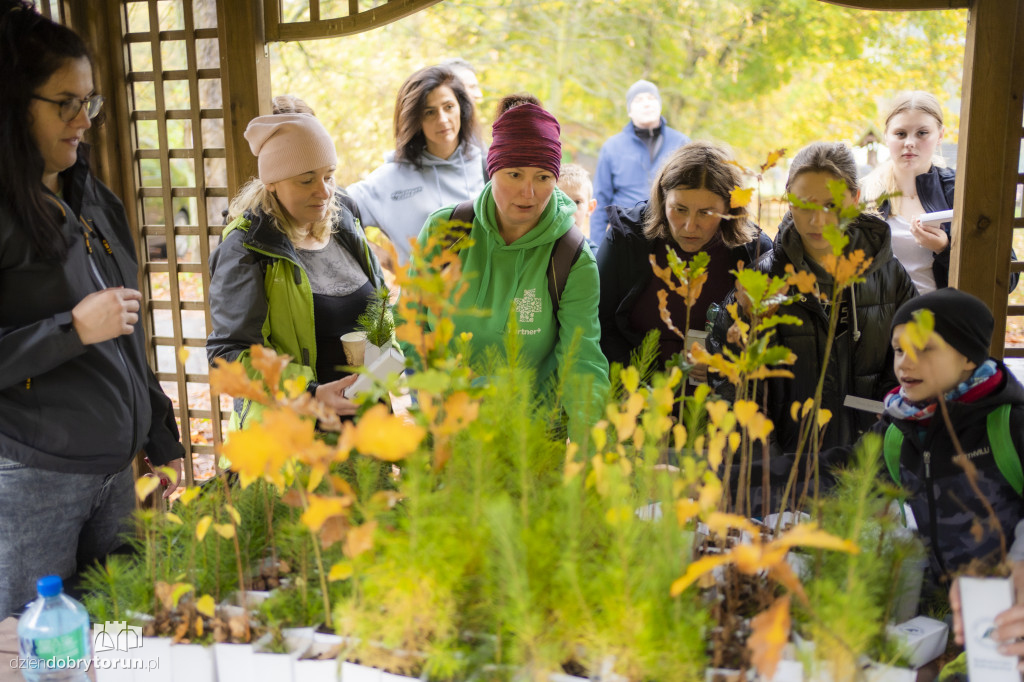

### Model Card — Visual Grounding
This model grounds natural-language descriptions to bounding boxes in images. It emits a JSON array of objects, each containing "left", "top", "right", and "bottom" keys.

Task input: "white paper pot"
[
  {"left": 342, "top": 660, "right": 383, "bottom": 682},
  {"left": 364, "top": 342, "right": 385, "bottom": 368},
  {"left": 169, "top": 643, "right": 216, "bottom": 682},
  {"left": 293, "top": 632, "right": 344, "bottom": 682},
  {"left": 251, "top": 635, "right": 298, "bottom": 682},
  {"left": 134, "top": 636, "right": 172, "bottom": 682},
  {"left": 213, "top": 642, "right": 255, "bottom": 681}
]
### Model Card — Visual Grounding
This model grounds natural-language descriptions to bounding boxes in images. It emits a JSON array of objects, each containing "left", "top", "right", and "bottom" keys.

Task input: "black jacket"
[
  {"left": 879, "top": 165, "right": 1018, "bottom": 292},
  {"left": 597, "top": 201, "right": 773, "bottom": 367},
  {"left": 0, "top": 149, "right": 183, "bottom": 473},
  {"left": 860, "top": 364, "right": 1024, "bottom": 579},
  {"left": 708, "top": 211, "right": 917, "bottom": 452}
]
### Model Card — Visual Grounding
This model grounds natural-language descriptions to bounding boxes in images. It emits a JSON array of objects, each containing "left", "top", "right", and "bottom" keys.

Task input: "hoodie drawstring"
[{"left": 850, "top": 286, "right": 861, "bottom": 342}]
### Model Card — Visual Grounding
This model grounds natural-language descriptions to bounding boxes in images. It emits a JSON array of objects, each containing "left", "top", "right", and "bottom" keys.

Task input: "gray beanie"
[{"left": 626, "top": 80, "right": 660, "bottom": 113}]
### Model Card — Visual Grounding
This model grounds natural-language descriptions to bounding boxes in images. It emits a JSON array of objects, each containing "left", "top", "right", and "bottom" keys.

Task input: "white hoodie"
[{"left": 348, "top": 142, "right": 487, "bottom": 265}]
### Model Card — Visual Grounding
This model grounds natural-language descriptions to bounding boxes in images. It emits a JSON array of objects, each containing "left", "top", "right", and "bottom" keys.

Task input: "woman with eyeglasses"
[{"left": 0, "top": 1, "right": 183, "bottom": 616}]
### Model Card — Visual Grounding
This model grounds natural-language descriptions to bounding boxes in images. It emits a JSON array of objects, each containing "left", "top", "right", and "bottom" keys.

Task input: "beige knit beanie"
[{"left": 243, "top": 113, "right": 337, "bottom": 184}]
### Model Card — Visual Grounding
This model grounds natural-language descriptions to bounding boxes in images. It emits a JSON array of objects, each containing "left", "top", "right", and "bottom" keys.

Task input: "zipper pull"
[{"left": 924, "top": 451, "right": 931, "bottom": 478}]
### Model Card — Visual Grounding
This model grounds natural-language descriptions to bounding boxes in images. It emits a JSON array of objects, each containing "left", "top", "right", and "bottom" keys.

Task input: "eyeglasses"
[{"left": 32, "top": 94, "right": 105, "bottom": 123}]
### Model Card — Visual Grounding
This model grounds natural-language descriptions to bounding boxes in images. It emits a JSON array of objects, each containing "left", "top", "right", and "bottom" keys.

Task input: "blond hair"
[
  {"left": 863, "top": 91, "right": 946, "bottom": 209},
  {"left": 557, "top": 163, "right": 592, "bottom": 198},
  {"left": 227, "top": 178, "right": 337, "bottom": 243}
]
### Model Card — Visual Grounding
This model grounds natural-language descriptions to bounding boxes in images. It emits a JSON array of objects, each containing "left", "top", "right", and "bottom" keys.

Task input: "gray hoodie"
[{"left": 348, "top": 142, "right": 487, "bottom": 264}]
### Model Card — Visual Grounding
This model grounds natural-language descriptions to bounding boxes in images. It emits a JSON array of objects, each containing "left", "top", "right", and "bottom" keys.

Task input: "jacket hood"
[
  {"left": 606, "top": 201, "right": 649, "bottom": 240},
  {"left": 465, "top": 183, "right": 576, "bottom": 309},
  {"left": 776, "top": 210, "right": 894, "bottom": 277}
]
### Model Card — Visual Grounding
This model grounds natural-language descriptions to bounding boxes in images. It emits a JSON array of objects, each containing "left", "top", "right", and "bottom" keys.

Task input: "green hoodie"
[{"left": 420, "top": 184, "right": 609, "bottom": 430}]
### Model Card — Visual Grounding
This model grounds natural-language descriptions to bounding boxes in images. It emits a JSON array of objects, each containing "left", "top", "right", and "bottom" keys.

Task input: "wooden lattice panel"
[
  {"left": 121, "top": 0, "right": 229, "bottom": 484},
  {"left": 267, "top": 0, "right": 442, "bottom": 41},
  {"left": 1003, "top": 114, "right": 1024, "bottom": 358}
]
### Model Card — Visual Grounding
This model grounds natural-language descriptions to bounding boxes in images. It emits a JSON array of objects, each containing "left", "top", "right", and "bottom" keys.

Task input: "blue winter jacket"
[{"left": 592, "top": 117, "right": 689, "bottom": 247}]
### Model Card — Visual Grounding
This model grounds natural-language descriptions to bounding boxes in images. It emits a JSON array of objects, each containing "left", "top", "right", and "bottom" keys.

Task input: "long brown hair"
[
  {"left": 393, "top": 65, "right": 480, "bottom": 169},
  {"left": 643, "top": 141, "right": 756, "bottom": 248}
]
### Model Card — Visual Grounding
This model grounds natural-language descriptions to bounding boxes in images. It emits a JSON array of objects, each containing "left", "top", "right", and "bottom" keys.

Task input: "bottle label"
[{"left": 22, "top": 624, "right": 88, "bottom": 664}]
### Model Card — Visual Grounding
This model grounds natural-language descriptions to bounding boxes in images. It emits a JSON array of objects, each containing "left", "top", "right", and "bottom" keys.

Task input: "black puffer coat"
[
  {"left": 708, "top": 211, "right": 917, "bottom": 452},
  {"left": 598, "top": 201, "right": 772, "bottom": 367}
]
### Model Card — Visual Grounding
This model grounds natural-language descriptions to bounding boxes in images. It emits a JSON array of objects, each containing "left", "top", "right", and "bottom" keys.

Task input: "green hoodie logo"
[{"left": 515, "top": 288, "right": 543, "bottom": 324}]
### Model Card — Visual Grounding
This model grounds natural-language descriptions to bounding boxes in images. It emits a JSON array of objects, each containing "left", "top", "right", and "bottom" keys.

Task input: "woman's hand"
[
  {"left": 951, "top": 561, "right": 1024, "bottom": 671},
  {"left": 72, "top": 287, "right": 141, "bottom": 344},
  {"left": 160, "top": 458, "right": 185, "bottom": 499},
  {"left": 315, "top": 375, "right": 359, "bottom": 416},
  {"left": 910, "top": 217, "right": 949, "bottom": 253}
]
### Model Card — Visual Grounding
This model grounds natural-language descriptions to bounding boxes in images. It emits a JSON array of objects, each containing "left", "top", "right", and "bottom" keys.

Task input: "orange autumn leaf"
[
  {"left": 344, "top": 520, "right": 378, "bottom": 558},
  {"left": 670, "top": 553, "right": 733, "bottom": 596},
  {"left": 732, "top": 400, "right": 759, "bottom": 427},
  {"left": 656, "top": 289, "right": 687, "bottom": 340},
  {"left": 210, "top": 359, "right": 267, "bottom": 403},
  {"left": 348, "top": 404, "right": 426, "bottom": 461},
  {"left": 249, "top": 345, "right": 291, "bottom": 393},
  {"left": 784, "top": 264, "right": 818, "bottom": 296},
  {"left": 821, "top": 249, "right": 872, "bottom": 288},
  {"left": 760, "top": 148, "right": 787, "bottom": 174},
  {"left": 749, "top": 595, "right": 792, "bottom": 679},
  {"left": 650, "top": 255, "right": 689, "bottom": 298}
]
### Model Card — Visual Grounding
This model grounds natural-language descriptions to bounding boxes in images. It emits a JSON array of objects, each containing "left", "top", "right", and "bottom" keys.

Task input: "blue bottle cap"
[{"left": 36, "top": 575, "right": 63, "bottom": 598}]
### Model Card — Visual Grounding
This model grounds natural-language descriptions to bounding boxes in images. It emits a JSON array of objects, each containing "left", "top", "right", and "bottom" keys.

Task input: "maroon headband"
[{"left": 486, "top": 103, "right": 562, "bottom": 178}]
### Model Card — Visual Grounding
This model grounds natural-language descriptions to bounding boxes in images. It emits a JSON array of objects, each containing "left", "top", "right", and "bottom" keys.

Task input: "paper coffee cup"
[{"left": 340, "top": 331, "right": 367, "bottom": 366}]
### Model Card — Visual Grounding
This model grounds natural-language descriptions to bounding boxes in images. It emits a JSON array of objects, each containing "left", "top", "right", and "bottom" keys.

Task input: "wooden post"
[
  {"left": 948, "top": 0, "right": 1024, "bottom": 357},
  {"left": 216, "top": 0, "right": 272, "bottom": 196}
]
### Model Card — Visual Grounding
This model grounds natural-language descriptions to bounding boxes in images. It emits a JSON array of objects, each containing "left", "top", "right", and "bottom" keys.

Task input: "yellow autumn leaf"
[
  {"left": 177, "top": 347, "right": 190, "bottom": 366},
  {"left": 790, "top": 401, "right": 802, "bottom": 423},
  {"left": 195, "top": 594, "right": 216, "bottom": 619},
  {"left": 705, "top": 400, "right": 731, "bottom": 428},
  {"left": 775, "top": 523, "right": 860, "bottom": 555},
  {"left": 732, "top": 400, "right": 759, "bottom": 427},
  {"left": 213, "top": 523, "right": 235, "bottom": 539},
  {"left": 177, "top": 487, "right": 201, "bottom": 506},
  {"left": 672, "top": 424, "right": 687, "bottom": 452},
  {"left": 817, "top": 409, "right": 832, "bottom": 427},
  {"left": 730, "top": 185, "right": 754, "bottom": 210},
  {"left": 670, "top": 553, "right": 733, "bottom": 596},
  {"left": 301, "top": 495, "right": 347, "bottom": 533},
  {"left": 224, "top": 505, "right": 241, "bottom": 526},
  {"left": 727, "top": 431, "right": 741, "bottom": 454},
  {"left": 164, "top": 513, "right": 183, "bottom": 525},
  {"left": 328, "top": 561, "right": 354, "bottom": 582},
  {"left": 170, "top": 583, "right": 193, "bottom": 610},
  {"left": 135, "top": 475, "right": 161, "bottom": 501},
  {"left": 195, "top": 515, "right": 212, "bottom": 542},
  {"left": 158, "top": 466, "right": 179, "bottom": 488},
  {"left": 749, "top": 595, "right": 791, "bottom": 680},
  {"left": 620, "top": 365, "right": 640, "bottom": 395},
  {"left": 306, "top": 467, "right": 325, "bottom": 493},
  {"left": 675, "top": 498, "right": 700, "bottom": 526},
  {"left": 195, "top": 616, "right": 204, "bottom": 638},
  {"left": 591, "top": 423, "right": 608, "bottom": 452},
  {"left": 746, "top": 413, "right": 774, "bottom": 446},
  {"left": 350, "top": 404, "right": 426, "bottom": 461},
  {"left": 605, "top": 505, "right": 633, "bottom": 526},
  {"left": 705, "top": 511, "right": 760, "bottom": 539}
]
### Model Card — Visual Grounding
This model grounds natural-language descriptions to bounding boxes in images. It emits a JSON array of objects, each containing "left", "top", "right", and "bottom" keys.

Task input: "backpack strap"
[
  {"left": 883, "top": 424, "right": 904, "bottom": 487},
  {"left": 443, "top": 201, "right": 475, "bottom": 251},
  {"left": 883, "top": 423, "right": 908, "bottom": 525},
  {"left": 986, "top": 403, "right": 1023, "bottom": 496},
  {"left": 547, "top": 225, "right": 586, "bottom": 317}
]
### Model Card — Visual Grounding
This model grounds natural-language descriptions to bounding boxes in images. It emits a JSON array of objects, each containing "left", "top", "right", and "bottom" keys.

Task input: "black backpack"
[{"left": 446, "top": 200, "right": 586, "bottom": 316}]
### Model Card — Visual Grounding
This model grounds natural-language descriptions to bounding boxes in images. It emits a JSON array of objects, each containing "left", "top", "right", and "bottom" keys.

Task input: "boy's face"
[
  {"left": 559, "top": 182, "right": 596, "bottom": 235},
  {"left": 891, "top": 325, "right": 978, "bottom": 402}
]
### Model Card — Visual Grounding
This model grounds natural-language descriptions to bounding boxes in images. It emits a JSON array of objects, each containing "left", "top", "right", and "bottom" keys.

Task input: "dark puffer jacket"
[
  {"left": 597, "top": 201, "right": 772, "bottom": 367},
  {"left": 708, "top": 211, "right": 917, "bottom": 452},
  {"left": 868, "top": 364, "right": 1024, "bottom": 580},
  {"left": 0, "top": 149, "right": 183, "bottom": 474}
]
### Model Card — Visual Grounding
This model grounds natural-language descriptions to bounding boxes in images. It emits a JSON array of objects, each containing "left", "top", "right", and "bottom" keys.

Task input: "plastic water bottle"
[{"left": 17, "top": 575, "right": 91, "bottom": 681}]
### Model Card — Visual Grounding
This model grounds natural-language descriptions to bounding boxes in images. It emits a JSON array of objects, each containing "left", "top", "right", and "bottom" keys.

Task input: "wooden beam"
[
  {"left": 271, "top": 0, "right": 443, "bottom": 42},
  {"left": 216, "top": 0, "right": 271, "bottom": 195},
  {"left": 820, "top": 0, "right": 968, "bottom": 9},
  {"left": 948, "top": 0, "right": 1024, "bottom": 357}
]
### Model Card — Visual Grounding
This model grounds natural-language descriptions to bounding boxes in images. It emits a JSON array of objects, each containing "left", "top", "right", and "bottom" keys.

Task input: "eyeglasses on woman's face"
[{"left": 32, "top": 94, "right": 104, "bottom": 123}]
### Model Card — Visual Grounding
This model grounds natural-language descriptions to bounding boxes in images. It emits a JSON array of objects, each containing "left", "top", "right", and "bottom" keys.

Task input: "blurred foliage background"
[{"left": 272, "top": 0, "right": 967, "bottom": 187}]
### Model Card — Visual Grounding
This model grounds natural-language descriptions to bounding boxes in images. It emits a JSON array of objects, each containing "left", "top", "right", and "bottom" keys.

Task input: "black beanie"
[{"left": 891, "top": 289, "right": 993, "bottom": 366}]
